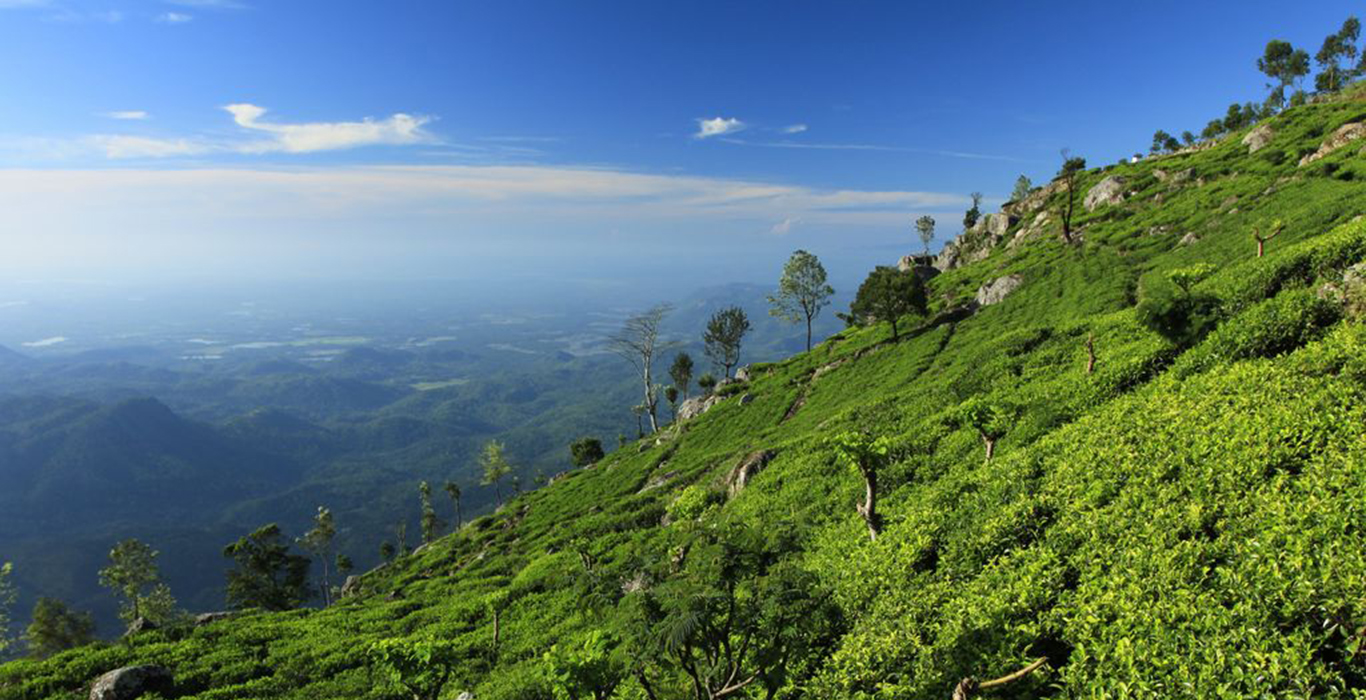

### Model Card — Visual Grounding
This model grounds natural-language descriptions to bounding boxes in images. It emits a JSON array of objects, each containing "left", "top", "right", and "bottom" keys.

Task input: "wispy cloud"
[
  {"left": 93, "top": 135, "right": 209, "bottom": 158},
  {"left": 103, "top": 110, "right": 150, "bottom": 120},
  {"left": 47, "top": 8, "right": 122, "bottom": 22},
  {"left": 769, "top": 216, "right": 801, "bottom": 235},
  {"left": 156, "top": 11, "right": 191, "bottom": 23},
  {"left": 84, "top": 104, "right": 436, "bottom": 158},
  {"left": 695, "top": 117, "right": 745, "bottom": 139},
  {"left": 720, "top": 137, "right": 1031, "bottom": 162},
  {"left": 781, "top": 124, "right": 808, "bottom": 134},
  {"left": 0, "top": 165, "right": 969, "bottom": 228},
  {"left": 225, "top": 103, "right": 434, "bottom": 153}
]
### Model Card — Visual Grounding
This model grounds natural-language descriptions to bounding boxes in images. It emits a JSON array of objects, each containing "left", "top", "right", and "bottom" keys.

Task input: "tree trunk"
[
  {"left": 983, "top": 436, "right": 996, "bottom": 463},
  {"left": 856, "top": 468, "right": 880, "bottom": 541},
  {"left": 1257, "top": 238, "right": 1265, "bottom": 258},
  {"left": 805, "top": 315, "right": 813, "bottom": 352},
  {"left": 1085, "top": 333, "right": 1096, "bottom": 374},
  {"left": 491, "top": 607, "right": 501, "bottom": 661}
]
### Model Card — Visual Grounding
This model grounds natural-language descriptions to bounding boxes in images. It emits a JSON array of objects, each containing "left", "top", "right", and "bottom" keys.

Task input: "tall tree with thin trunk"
[
  {"left": 915, "top": 215, "right": 936, "bottom": 255},
  {"left": 1010, "top": 175, "right": 1033, "bottom": 202},
  {"left": 480, "top": 440, "right": 512, "bottom": 507},
  {"left": 703, "top": 306, "right": 751, "bottom": 378},
  {"left": 609, "top": 304, "right": 672, "bottom": 434},
  {"left": 298, "top": 506, "right": 337, "bottom": 605},
  {"left": 98, "top": 539, "right": 172, "bottom": 629},
  {"left": 768, "top": 250, "right": 834, "bottom": 352},
  {"left": 669, "top": 352, "right": 694, "bottom": 400},
  {"left": 443, "top": 481, "right": 463, "bottom": 530},
  {"left": 1316, "top": 17, "right": 1361, "bottom": 93},
  {"left": 962, "top": 194, "right": 983, "bottom": 232},
  {"left": 1258, "top": 39, "right": 1310, "bottom": 111},
  {"left": 1057, "top": 151, "right": 1086, "bottom": 244},
  {"left": 418, "top": 481, "right": 444, "bottom": 546}
]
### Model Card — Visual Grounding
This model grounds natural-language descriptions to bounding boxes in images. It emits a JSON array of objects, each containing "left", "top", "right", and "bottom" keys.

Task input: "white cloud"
[
  {"left": 47, "top": 9, "right": 122, "bottom": 22},
  {"left": 769, "top": 216, "right": 801, "bottom": 235},
  {"left": 224, "top": 103, "right": 434, "bottom": 153},
  {"left": 781, "top": 124, "right": 808, "bottom": 134},
  {"left": 92, "top": 135, "right": 209, "bottom": 158},
  {"left": 695, "top": 117, "right": 745, "bottom": 139},
  {"left": 22, "top": 336, "right": 66, "bottom": 348},
  {"left": 156, "top": 11, "right": 191, "bottom": 22},
  {"left": 83, "top": 104, "right": 436, "bottom": 159},
  {"left": 103, "top": 110, "right": 150, "bottom": 120}
]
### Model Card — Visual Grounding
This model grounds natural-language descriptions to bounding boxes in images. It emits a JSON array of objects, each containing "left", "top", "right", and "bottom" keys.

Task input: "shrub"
[
  {"left": 1135, "top": 266, "right": 1223, "bottom": 346},
  {"left": 1173, "top": 290, "right": 1341, "bottom": 377}
]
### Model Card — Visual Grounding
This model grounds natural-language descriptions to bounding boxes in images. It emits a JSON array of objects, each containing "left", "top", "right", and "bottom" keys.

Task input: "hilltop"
[{"left": 5, "top": 85, "right": 1366, "bottom": 699}]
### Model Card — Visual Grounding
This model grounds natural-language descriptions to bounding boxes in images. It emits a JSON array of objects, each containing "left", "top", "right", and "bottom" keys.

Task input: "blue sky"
[{"left": 0, "top": 0, "right": 1361, "bottom": 289}]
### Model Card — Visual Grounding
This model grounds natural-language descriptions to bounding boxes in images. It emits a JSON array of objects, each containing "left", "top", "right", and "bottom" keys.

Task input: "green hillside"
[{"left": 5, "top": 88, "right": 1366, "bottom": 699}]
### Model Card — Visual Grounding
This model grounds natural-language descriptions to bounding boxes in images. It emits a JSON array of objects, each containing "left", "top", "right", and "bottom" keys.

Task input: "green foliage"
[
  {"left": 368, "top": 636, "right": 461, "bottom": 700},
  {"left": 916, "top": 214, "right": 937, "bottom": 255},
  {"left": 828, "top": 431, "right": 891, "bottom": 478},
  {"left": 569, "top": 437, "right": 605, "bottom": 467},
  {"left": 669, "top": 352, "right": 695, "bottom": 400},
  {"left": 666, "top": 484, "right": 722, "bottom": 523},
  {"left": 1258, "top": 39, "right": 1311, "bottom": 110},
  {"left": 542, "top": 630, "right": 622, "bottom": 700},
  {"left": 299, "top": 506, "right": 338, "bottom": 605},
  {"left": 1173, "top": 289, "right": 1341, "bottom": 377},
  {"left": 768, "top": 249, "right": 835, "bottom": 351},
  {"left": 1010, "top": 174, "right": 1032, "bottom": 202},
  {"left": 481, "top": 440, "right": 514, "bottom": 505},
  {"left": 97, "top": 539, "right": 179, "bottom": 629},
  {"left": 24, "top": 598, "right": 95, "bottom": 659},
  {"left": 0, "top": 563, "right": 15, "bottom": 658},
  {"left": 1135, "top": 265, "right": 1223, "bottom": 347},
  {"left": 222, "top": 524, "right": 312, "bottom": 611},
  {"left": 696, "top": 373, "right": 717, "bottom": 394},
  {"left": 848, "top": 266, "right": 928, "bottom": 339},
  {"left": 703, "top": 306, "right": 752, "bottom": 378}
]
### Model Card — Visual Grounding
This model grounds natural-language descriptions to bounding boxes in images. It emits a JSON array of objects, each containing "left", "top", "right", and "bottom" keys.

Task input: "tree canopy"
[
  {"left": 768, "top": 250, "right": 834, "bottom": 352},
  {"left": 223, "top": 524, "right": 312, "bottom": 611},
  {"left": 703, "top": 306, "right": 751, "bottom": 378},
  {"left": 848, "top": 266, "right": 927, "bottom": 340}
]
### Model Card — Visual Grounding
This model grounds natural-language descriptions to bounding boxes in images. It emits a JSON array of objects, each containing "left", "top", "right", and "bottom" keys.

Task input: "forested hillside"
[{"left": 6, "top": 67, "right": 1366, "bottom": 700}]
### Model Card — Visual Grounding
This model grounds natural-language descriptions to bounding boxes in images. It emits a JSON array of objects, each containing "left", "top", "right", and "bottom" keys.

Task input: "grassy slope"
[{"left": 5, "top": 91, "right": 1366, "bottom": 700}]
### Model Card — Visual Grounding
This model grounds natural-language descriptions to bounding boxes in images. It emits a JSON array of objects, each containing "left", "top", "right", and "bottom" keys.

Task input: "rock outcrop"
[
  {"left": 1242, "top": 123, "right": 1274, "bottom": 153},
  {"left": 676, "top": 394, "right": 723, "bottom": 422},
  {"left": 1299, "top": 122, "right": 1366, "bottom": 166},
  {"left": 985, "top": 212, "right": 1014, "bottom": 237},
  {"left": 975, "top": 275, "right": 1024, "bottom": 306},
  {"left": 121, "top": 617, "right": 157, "bottom": 637},
  {"left": 193, "top": 611, "right": 235, "bottom": 627},
  {"left": 1084, "top": 176, "right": 1127, "bottom": 211},
  {"left": 733, "top": 365, "right": 751, "bottom": 382},
  {"left": 89, "top": 666, "right": 174, "bottom": 700},
  {"left": 340, "top": 575, "right": 363, "bottom": 598},
  {"left": 726, "top": 450, "right": 776, "bottom": 497}
]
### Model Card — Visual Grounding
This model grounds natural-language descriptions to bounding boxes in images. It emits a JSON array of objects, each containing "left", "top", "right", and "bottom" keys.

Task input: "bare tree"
[{"left": 609, "top": 304, "right": 673, "bottom": 434}]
